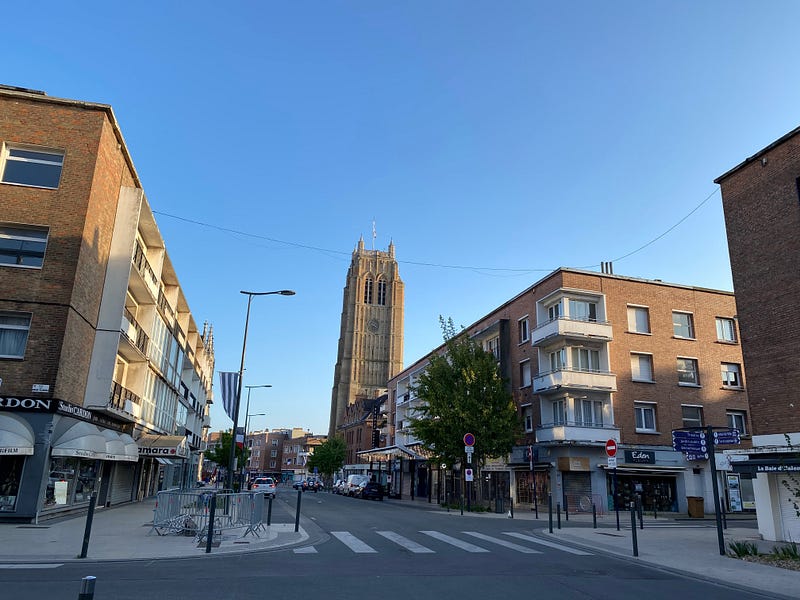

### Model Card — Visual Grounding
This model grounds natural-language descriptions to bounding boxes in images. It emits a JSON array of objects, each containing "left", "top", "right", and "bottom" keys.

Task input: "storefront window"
[
  {"left": 44, "top": 457, "right": 100, "bottom": 508},
  {"left": 607, "top": 473, "right": 677, "bottom": 512},
  {"left": 0, "top": 456, "right": 25, "bottom": 511}
]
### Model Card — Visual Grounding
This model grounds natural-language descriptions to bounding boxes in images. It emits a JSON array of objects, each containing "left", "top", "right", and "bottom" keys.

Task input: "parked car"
[
  {"left": 303, "top": 477, "right": 323, "bottom": 492},
  {"left": 251, "top": 477, "right": 277, "bottom": 498},
  {"left": 332, "top": 479, "right": 346, "bottom": 495},
  {"left": 292, "top": 479, "right": 305, "bottom": 490},
  {"left": 345, "top": 474, "right": 369, "bottom": 497},
  {"left": 361, "top": 481, "right": 384, "bottom": 501}
]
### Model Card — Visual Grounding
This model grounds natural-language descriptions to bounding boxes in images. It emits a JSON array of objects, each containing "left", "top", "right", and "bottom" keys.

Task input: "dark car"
[
  {"left": 304, "top": 477, "right": 322, "bottom": 492},
  {"left": 292, "top": 480, "right": 305, "bottom": 490},
  {"left": 360, "top": 481, "right": 383, "bottom": 501}
]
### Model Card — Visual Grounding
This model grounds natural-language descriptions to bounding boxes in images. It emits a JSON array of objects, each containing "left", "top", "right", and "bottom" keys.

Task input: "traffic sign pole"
[{"left": 707, "top": 425, "right": 725, "bottom": 556}]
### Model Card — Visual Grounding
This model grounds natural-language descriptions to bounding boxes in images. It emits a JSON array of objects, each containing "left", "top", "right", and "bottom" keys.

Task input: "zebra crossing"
[{"left": 293, "top": 529, "right": 592, "bottom": 556}]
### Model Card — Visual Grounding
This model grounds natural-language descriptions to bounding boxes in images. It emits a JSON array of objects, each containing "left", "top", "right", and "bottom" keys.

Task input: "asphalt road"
[{"left": 0, "top": 492, "right": 778, "bottom": 600}]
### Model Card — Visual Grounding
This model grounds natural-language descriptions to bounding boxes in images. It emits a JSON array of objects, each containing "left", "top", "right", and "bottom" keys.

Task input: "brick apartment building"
[
  {"left": 716, "top": 124, "right": 800, "bottom": 542},
  {"left": 386, "top": 268, "right": 750, "bottom": 514},
  {"left": 0, "top": 85, "right": 213, "bottom": 521}
]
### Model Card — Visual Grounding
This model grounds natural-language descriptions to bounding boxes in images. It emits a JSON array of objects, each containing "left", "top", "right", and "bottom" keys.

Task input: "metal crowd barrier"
[{"left": 151, "top": 490, "right": 266, "bottom": 541}]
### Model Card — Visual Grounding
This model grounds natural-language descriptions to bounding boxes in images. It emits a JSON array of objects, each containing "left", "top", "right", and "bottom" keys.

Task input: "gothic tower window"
[
  {"left": 364, "top": 277, "right": 373, "bottom": 304},
  {"left": 377, "top": 278, "right": 387, "bottom": 306}
]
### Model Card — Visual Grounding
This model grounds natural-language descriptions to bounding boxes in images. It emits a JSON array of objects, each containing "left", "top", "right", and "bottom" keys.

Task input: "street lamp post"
[{"left": 226, "top": 290, "right": 295, "bottom": 491}]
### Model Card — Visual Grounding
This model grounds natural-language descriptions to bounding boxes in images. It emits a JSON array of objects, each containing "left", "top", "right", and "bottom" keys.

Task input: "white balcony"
[
  {"left": 533, "top": 368, "right": 617, "bottom": 394},
  {"left": 536, "top": 423, "right": 620, "bottom": 443},
  {"left": 532, "top": 318, "right": 613, "bottom": 347}
]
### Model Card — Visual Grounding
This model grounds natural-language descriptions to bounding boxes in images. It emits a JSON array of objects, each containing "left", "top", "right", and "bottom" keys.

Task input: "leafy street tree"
[
  {"left": 409, "top": 316, "right": 521, "bottom": 469},
  {"left": 306, "top": 436, "right": 346, "bottom": 480},
  {"left": 203, "top": 430, "right": 250, "bottom": 478}
]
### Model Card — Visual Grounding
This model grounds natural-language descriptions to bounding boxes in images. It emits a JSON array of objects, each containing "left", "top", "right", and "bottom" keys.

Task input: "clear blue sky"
[{"left": 6, "top": 2, "right": 800, "bottom": 435}]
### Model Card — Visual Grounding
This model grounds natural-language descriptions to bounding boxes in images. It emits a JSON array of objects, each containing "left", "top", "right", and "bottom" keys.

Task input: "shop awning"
[
  {"left": 100, "top": 429, "right": 139, "bottom": 462},
  {"left": 52, "top": 422, "right": 107, "bottom": 459},
  {"left": 356, "top": 443, "right": 429, "bottom": 461},
  {"left": 120, "top": 433, "right": 139, "bottom": 461},
  {"left": 0, "top": 414, "right": 35, "bottom": 455},
  {"left": 137, "top": 434, "right": 188, "bottom": 459}
]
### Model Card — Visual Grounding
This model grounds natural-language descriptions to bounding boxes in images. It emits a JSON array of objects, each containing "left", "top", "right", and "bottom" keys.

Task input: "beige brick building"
[
  {"left": 388, "top": 268, "right": 750, "bottom": 514},
  {"left": 0, "top": 85, "right": 213, "bottom": 521}
]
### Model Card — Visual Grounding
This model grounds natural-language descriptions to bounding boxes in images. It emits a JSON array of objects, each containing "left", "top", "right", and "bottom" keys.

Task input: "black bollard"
[
  {"left": 592, "top": 503, "right": 597, "bottom": 529},
  {"left": 77, "top": 576, "right": 96, "bottom": 600},
  {"left": 630, "top": 503, "right": 639, "bottom": 557},
  {"left": 79, "top": 492, "right": 97, "bottom": 559},
  {"left": 638, "top": 496, "right": 644, "bottom": 530},
  {"left": 294, "top": 489, "right": 302, "bottom": 532},
  {"left": 722, "top": 504, "right": 727, "bottom": 530},
  {"left": 556, "top": 503, "right": 561, "bottom": 529},
  {"left": 267, "top": 496, "right": 273, "bottom": 526},
  {"left": 509, "top": 497, "right": 514, "bottom": 519},
  {"left": 563, "top": 495, "right": 569, "bottom": 521},
  {"left": 205, "top": 493, "right": 217, "bottom": 554},
  {"left": 548, "top": 494, "right": 553, "bottom": 533}
]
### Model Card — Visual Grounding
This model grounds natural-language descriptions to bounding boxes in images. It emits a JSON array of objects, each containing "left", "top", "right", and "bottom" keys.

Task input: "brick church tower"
[{"left": 329, "top": 237, "right": 403, "bottom": 437}]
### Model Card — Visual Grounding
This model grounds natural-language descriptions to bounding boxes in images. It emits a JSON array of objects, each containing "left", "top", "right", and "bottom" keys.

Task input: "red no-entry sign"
[{"left": 605, "top": 439, "right": 617, "bottom": 457}]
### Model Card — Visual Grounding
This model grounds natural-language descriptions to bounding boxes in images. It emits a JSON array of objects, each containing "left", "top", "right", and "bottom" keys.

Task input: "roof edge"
[{"left": 714, "top": 123, "right": 800, "bottom": 184}]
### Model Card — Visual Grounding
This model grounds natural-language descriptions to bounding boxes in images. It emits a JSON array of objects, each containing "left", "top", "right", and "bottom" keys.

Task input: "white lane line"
[
  {"left": 331, "top": 531, "right": 377, "bottom": 553},
  {"left": 376, "top": 531, "right": 435, "bottom": 553},
  {"left": 463, "top": 531, "right": 541, "bottom": 554},
  {"left": 0, "top": 564, "right": 64, "bottom": 569},
  {"left": 420, "top": 530, "right": 490, "bottom": 553},
  {"left": 293, "top": 546, "right": 318, "bottom": 554},
  {"left": 503, "top": 532, "right": 593, "bottom": 555}
]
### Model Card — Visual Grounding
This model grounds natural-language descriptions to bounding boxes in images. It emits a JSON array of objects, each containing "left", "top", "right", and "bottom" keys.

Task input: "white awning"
[
  {"left": 0, "top": 414, "right": 35, "bottom": 456},
  {"left": 51, "top": 421, "right": 106, "bottom": 459},
  {"left": 100, "top": 429, "right": 139, "bottom": 462},
  {"left": 120, "top": 433, "right": 139, "bottom": 462},
  {"left": 137, "top": 434, "right": 188, "bottom": 459}
]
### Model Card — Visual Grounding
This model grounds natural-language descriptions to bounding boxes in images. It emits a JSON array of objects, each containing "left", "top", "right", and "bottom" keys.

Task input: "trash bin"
[{"left": 687, "top": 496, "right": 704, "bottom": 518}]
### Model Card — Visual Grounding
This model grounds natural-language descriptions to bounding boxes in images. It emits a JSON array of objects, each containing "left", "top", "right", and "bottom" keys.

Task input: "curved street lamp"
[{"left": 226, "top": 290, "right": 295, "bottom": 491}]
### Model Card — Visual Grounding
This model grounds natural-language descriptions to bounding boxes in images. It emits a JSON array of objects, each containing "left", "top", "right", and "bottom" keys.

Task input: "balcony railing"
[
  {"left": 121, "top": 309, "right": 149, "bottom": 356},
  {"left": 533, "top": 368, "right": 617, "bottom": 394},
  {"left": 532, "top": 317, "right": 613, "bottom": 347},
  {"left": 536, "top": 420, "right": 619, "bottom": 443},
  {"left": 132, "top": 241, "right": 160, "bottom": 297},
  {"left": 109, "top": 381, "right": 142, "bottom": 412}
]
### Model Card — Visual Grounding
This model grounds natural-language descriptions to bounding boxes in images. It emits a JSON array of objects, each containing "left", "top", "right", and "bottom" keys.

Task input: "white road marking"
[
  {"left": 420, "top": 530, "right": 489, "bottom": 553},
  {"left": 293, "top": 546, "right": 318, "bottom": 553},
  {"left": 331, "top": 531, "right": 377, "bottom": 553},
  {"left": 376, "top": 531, "right": 435, "bottom": 553},
  {"left": 463, "top": 531, "right": 541, "bottom": 553},
  {"left": 503, "top": 532, "right": 593, "bottom": 555},
  {"left": 0, "top": 564, "right": 64, "bottom": 569}
]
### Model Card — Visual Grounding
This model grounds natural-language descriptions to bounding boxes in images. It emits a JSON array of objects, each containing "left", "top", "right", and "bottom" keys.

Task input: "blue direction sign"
[
  {"left": 713, "top": 429, "right": 741, "bottom": 445},
  {"left": 674, "top": 440, "right": 708, "bottom": 452},
  {"left": 672, "top": 430, "right": 704, "bottom": 440},
  {"left": 686, "top": 451, "right": 710, "bottom": 461}
]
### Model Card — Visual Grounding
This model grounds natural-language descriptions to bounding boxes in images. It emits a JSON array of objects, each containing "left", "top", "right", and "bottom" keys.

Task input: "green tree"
[
  {"left": 306, "top": 436, "right": 346, "bottom": 479},
  {"left": 409, "top": 317, "right": 520, "bottom": 469},
  {"left": 203, "top": 430, "right": 250, "bottom": 474}
]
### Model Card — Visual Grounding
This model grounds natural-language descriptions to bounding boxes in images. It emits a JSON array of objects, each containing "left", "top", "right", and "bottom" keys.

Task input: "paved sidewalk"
[{"left": 0, "top": 498, "right": 308, "bottom": 563}]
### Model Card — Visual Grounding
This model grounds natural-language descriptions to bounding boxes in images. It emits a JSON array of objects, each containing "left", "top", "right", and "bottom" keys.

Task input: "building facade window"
[
  {"left": 635, "top": 403, "right": 657, "bottom": 432},
  {"left": 377, "top": 278, "right": 387, "bottom": 305},
  {"left": 520, "top": 360, "right": 531, "bottom": 388},
  {"left": 1, "top": 145, "right": 64, "bottom": 189},
  {"left": 631, "top": 353, "right": 654, "bottom": 382},
  {"left": 271, "top": 439, "right": 278, "bottom": 447},
  {"left": 571, "top": 347, "right": 600, "bottom": 372},
  {"left": 677, "top": 357, "right": 700, "bottom": 386},
  {"left": 552, "top": 399, "right": 566, "bottom": 425},
  {"left": 549, "top": 348, "right": 565, "bottom": 372},
  {"left": 681, "top": 405, "right": 704, "bottom": 428},
  {"left": 569, "top": 299, "right": 597, "bottom": 322},
  {"left": 727, "top": 411, "right": 748, "bottom": 435},
  {"left": 485, "top": 336, "right": 500, "bottom": 360},
  {"left": 672, "top": 311, "right": 695, "bottom": 339},
  {"left": 547, "top": 301, "right": 561, "bottom": 321},
  {"left": 716, "top": 317, "right": 737, "bottom": 343},
  {"left": 0, "top": 224, "right": 49, "bottom": 268},
  {"left": 578, "top": 399, "right": 603, "bottom": 427},
  {"left": 271, "top": 449, "right": 277, "bottom": 457},
  {"left": 0, "top": 311, "right": 32, "bottom": 358},
  {"left": 523, "top": 408, "right": 533, "bottom": 432},
  {"left": 518, "top": 317, "right": 529, "bottom": 343},
  {"left": 627, "top": 306, "right": 650, "bottom": 334},
  {"left": 364, "top": 277, "right": 373, "bottom": 304},
  {"left": 721, "top": 363, "right": 742, "bottom": 388}
]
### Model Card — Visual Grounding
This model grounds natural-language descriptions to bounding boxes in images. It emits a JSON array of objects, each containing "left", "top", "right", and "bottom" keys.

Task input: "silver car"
[{"left": 251, "top": 477, "right": 277, "bottom": 498}]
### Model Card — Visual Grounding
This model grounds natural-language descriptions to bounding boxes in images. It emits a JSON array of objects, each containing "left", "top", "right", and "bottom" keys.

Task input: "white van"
[{"left": 345, "top": 474, "right": 369, "bottom": 497}]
